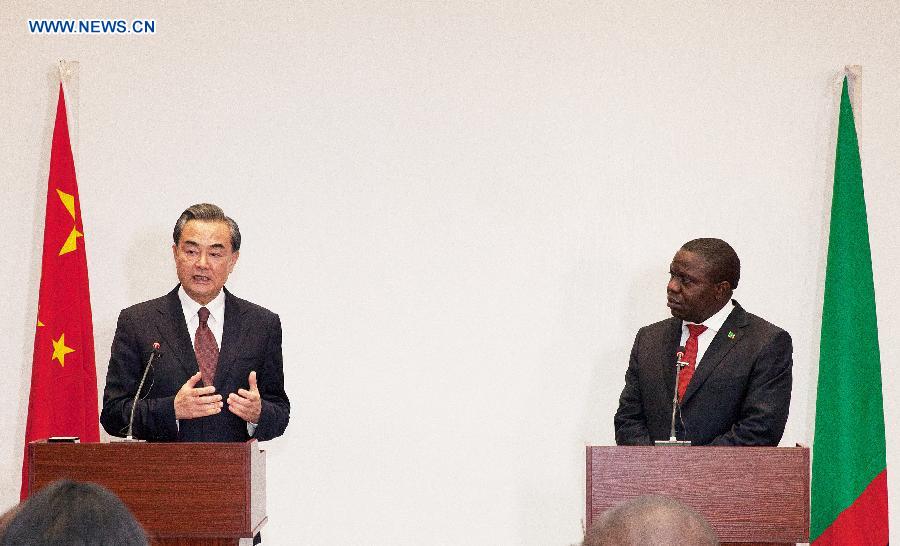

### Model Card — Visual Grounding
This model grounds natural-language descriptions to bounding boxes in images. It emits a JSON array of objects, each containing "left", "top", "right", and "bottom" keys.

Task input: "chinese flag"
[{"left": 20, "top": 84, "right": 100, "bottom": 499}]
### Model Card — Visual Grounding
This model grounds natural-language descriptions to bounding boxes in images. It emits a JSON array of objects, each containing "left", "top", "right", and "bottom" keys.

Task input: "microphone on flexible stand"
[
  {"left": 655, "top": 346, "right": 692, "bottom": 446},
  {"left": 123, "top": 342, "right": 160, "bottom": 442}
]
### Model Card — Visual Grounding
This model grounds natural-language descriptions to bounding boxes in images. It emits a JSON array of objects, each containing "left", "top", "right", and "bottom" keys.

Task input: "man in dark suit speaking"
[
  {"left": 101, "top": 203, "right": 289, "bottom": 442},
  {"left": 614, "top": 238, "right": 791, "bottom": 446}
]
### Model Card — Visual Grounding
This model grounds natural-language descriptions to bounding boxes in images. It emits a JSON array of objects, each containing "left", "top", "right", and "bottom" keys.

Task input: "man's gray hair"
[
  {"left": 584, "top": 495, "right": 719, "bottom": 546},
  {"left": 172, "top": 203, "right": 241, "bottom": 251}
]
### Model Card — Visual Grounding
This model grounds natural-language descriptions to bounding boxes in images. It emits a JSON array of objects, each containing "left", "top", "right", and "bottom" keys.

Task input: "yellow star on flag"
[
  {"left": 56, "top": 189, "right": 83, "bottom": 255},
  {"left": 51, "top": 333, "right": 75, "bottom": 367}
]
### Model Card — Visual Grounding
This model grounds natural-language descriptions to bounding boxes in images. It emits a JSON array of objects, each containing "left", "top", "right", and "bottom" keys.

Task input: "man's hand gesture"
[
  {"left": 174, "top": 372, "right": 223, "bottom": 419},
  {"left": 228, "top": 371, "right": 262, "bottom": 424}
]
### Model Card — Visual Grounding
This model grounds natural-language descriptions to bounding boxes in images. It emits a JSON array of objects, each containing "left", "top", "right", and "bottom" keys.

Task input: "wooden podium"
[
  {"left": 586, "top": 446, "right": 809, "bottom": 545},
  {"left": 28, "top": 440, "right": 266, "bottom": 546}
]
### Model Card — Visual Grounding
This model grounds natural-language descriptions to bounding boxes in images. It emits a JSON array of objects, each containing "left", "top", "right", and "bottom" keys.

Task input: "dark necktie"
[
  {"left": 677, "top": 324, "right": 708, "bottom": 400},
  {"left": 195, "top": 306, "right": 219, "bottom": 387}
]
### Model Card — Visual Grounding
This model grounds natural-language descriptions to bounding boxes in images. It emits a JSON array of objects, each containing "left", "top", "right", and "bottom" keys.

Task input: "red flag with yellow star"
[{"left": 20, "top": 84, "right": 100, "bottom": 499}]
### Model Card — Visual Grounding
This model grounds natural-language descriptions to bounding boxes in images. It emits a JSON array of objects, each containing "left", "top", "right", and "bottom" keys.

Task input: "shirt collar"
[
  {"left": 178, "top": 285, "right": 226, "bottom": 324},
  {"left": 685, "top": 300, "right": 734, "bottom": 334}
]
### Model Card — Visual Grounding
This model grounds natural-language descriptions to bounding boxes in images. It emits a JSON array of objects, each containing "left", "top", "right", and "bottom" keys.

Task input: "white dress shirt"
[
  {"left": 680, "top": 301, "right": 735, "bottom": 370},
  {"left": 178, "top": 286, "right": 225, "bottom": 348}
]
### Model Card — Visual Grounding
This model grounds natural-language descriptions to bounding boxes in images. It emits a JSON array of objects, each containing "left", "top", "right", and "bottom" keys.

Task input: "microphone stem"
[
  {"left": 126, "top": 350, "right": 157, "bottom": 440},
  {"left": 669, "top": 362, "right": 682, "bottom": 441}
]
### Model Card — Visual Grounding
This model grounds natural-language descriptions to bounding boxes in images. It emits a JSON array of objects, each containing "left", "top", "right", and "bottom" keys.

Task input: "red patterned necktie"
[
  {"left": 195, "top": 306, "right": 219, "bottom": 387},
  {"left": 677, "top": 324, "right": 708, "bottom": 400}
]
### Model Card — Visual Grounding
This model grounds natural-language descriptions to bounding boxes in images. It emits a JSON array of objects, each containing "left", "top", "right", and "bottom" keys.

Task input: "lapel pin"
[{"left": 727, "top": 331, "right": 735, "bottom": 339}]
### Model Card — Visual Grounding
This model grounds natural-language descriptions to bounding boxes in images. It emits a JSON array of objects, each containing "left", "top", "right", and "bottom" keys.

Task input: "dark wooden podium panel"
[
  {"left": 586, "top": 446, "right": 809, "bottom": 545},
  {"left": 29, "top": 440, "right": 266, "bottom": 546}
]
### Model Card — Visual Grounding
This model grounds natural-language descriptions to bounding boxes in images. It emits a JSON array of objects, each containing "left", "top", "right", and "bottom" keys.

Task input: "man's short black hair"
[{"left": 681, "top": 238, "right": 740, "bottom": 290}]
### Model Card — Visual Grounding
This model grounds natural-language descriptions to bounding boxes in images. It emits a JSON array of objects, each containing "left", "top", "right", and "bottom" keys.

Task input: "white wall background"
[{"left": 2, "top": 2, "right": 899, "bottom": 544}]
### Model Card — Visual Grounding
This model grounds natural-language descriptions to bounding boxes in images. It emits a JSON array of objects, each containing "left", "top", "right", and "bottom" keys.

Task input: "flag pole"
[
  {"left": 57, "top": 60, "right": 79, "bottom": 166},
  {"left": 844, "top": 65, "right": 860, "bottom": 127}
]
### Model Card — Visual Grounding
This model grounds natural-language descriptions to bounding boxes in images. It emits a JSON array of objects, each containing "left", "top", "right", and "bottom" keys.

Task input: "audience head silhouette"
[
  {"left": 583, "top": 495, "right": 718, "bottom": 546},
  {"left": 0, "top": 480, "right": 148, "bottom": 546}
]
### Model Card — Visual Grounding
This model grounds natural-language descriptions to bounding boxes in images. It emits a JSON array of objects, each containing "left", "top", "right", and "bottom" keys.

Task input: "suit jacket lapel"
[
  {"left": 682, "top": 301, "right": 749, "bottom": 404},
  {"left": 215, "top": 288, "right": 244, "bottom": 390},
  {"left": 154, "top": 286, "right": 199, "bottom": 378}
]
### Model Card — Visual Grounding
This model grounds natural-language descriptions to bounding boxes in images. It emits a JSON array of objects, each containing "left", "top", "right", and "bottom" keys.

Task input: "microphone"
[
  {"left": 125, "top": 342, "right": 160, "bottom": 441},
  {"left": 655, "top": 346, "right": 692, "bottom": 446}
]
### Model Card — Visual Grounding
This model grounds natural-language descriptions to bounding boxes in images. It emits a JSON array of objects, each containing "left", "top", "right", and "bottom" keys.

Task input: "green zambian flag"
[{"left": 810, "top": 76, "right": 889, "bottom": 544}]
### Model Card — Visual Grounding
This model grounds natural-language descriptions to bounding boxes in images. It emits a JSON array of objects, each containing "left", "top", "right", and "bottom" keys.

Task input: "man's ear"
[{"left": 716, "top": 280, "right": 732, "bottom": 300}]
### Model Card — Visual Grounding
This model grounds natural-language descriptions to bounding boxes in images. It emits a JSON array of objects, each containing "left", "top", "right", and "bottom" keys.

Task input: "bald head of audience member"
[
  {"left": 583, "top": 495, "right": 719, "bottom": 546},
  {"left": 0, "top": 480, "right": 148, "bottom": 545}
]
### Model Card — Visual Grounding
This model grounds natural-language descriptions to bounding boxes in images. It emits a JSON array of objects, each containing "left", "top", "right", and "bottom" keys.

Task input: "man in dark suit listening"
[
  {"left": 101, "top": 203, "right": 289, "bottom": 442},
  {"left": 614, "top": 238, "right": 792, "bottom": 446}
]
